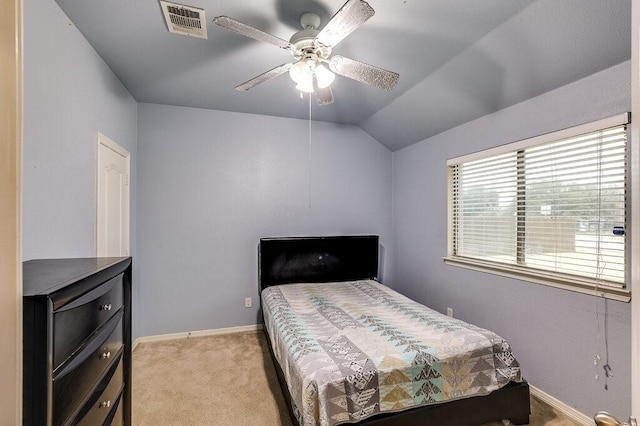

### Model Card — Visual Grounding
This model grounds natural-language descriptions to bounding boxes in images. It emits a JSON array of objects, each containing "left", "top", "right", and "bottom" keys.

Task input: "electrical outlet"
[
  {"left": 447, "top": 307, "right": 454, "bottom": 317},
  {"left": 245, "top": 297, "right": 252, "bottom": 308}
]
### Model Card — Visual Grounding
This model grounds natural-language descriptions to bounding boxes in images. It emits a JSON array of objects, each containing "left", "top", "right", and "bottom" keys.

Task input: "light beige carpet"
[{"left": 132, "top": 331, "right": 580, "bottom": 426}]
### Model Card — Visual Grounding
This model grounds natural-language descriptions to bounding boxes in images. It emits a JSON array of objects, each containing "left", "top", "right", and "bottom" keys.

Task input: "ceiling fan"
[{"left": 213, "top": 0, "right": 399, "bottom": 106}]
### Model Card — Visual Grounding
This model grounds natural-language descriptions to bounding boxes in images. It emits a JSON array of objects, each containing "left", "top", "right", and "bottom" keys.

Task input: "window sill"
[{"left": 442, "top": 256, "right": 631, "bottom": 302}]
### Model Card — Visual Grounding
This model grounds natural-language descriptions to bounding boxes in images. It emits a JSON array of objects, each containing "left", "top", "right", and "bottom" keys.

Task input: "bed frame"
[{"left": 259, "top": 235, "right": 530, "bottom": 426}]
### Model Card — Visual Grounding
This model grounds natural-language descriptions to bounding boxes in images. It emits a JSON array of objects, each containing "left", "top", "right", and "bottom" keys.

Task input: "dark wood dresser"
[{"left": 23, "top": 257, "right": 132, "bottom": 426}]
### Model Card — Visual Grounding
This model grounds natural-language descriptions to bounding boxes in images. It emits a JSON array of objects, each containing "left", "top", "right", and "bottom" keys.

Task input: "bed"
[{"left": 259, "top": 235, "right": 530, "bottom": 426}]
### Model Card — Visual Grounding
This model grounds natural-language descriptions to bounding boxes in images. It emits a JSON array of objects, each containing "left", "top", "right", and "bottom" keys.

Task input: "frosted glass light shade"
[
  {"left": 289, "top": 59, "right": 315, "bottom": 93},
  {"left": 314, "top": 64, "right": 335, "bottom": 89}
]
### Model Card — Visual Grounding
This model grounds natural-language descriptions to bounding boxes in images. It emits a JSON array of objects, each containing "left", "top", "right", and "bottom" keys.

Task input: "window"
[{"left": 446, "top": 114, "right": 630, "bottom": 300}]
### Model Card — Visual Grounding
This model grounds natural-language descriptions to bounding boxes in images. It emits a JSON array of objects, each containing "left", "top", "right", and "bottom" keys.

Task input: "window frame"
[{"left": 444, "top": 113, "right": 631, "bottom": 302}]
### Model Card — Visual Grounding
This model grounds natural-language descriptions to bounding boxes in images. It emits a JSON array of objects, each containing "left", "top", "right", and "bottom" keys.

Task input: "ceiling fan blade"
[
  {"left": 316, "top": 0, "right": 375, "bottom": 48},
  {"left": 235, "top": 63, "right": 293, "bottom": 92},
  {"left": 313, "top": 75, "right": 334, "bottom": 106},
  {"left": 213, "top": 16, "right": 293, "bottom": 50},
  {"left": 329, "top": 55, "right": 399, "bottom": 91}
]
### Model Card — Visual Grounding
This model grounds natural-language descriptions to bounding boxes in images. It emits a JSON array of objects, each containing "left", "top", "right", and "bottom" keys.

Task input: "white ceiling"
[{"left": 54, "top": 0, "right": 630, "bottom": 151}]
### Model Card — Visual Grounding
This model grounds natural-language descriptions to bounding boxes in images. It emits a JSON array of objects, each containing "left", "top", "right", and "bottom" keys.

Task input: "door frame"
[
  {"left": 1, "top": 0, "right": 23, "bottom": 424},
  {"left": 96, "top": 132, "right": 131, "bottom": 257}
]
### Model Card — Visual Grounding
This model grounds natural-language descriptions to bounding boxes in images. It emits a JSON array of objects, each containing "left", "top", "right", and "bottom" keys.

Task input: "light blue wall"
[
  {"left": 391, "top": 61, "right": 632, "bottom": 418},
  {"left": 23, "top": 0, "right": 137, "bottom": 260},
  {"left": 135, "top": 103, "right": 392, "bottom": 338}
]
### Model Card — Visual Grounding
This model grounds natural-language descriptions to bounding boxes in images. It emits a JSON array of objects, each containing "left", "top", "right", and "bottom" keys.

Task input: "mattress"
[{"left": 261, "top": 280, "right": 522, "bottom": 426}]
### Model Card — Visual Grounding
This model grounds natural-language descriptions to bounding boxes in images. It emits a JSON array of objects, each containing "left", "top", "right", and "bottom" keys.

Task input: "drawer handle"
[
  {"left": 99, "top": 400, "right": 111, "bottom": 409},
  {"left": 99, "top": 303, "right": 112, "bottom": 311},
  {"left": 100, "top": 351, "right": 111, "bottom": 359}
]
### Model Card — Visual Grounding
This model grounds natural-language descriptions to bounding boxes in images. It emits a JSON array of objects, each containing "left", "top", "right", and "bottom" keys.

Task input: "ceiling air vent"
[{"left": 160, "top": 1, "right": 207, "bottom": 39}]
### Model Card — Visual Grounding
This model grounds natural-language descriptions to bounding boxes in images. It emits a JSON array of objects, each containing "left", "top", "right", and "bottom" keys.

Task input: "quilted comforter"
[{"left": 261, "top": 280, "right": 521, "bottom": 426}]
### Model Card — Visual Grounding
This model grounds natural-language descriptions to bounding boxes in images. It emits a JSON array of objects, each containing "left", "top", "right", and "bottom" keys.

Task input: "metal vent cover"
[{"left": 160, "top": 1, "right": 207, "bottom": 39}]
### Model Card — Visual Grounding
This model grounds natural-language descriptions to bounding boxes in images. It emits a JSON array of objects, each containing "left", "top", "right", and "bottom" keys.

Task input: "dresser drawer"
[
  {"left": 53, "top": 312, "right": 123, "bottom": 425},
  {"left": 53, "top": 273, "right": 123, "bottom": 367},
  {"left": 75, "top": 357, "right": 124, "bottom": 426}
]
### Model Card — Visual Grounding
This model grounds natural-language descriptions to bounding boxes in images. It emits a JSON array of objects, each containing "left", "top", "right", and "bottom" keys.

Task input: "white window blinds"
[{"left": 448, "top": 114, "right": 628, "bottom": 291}]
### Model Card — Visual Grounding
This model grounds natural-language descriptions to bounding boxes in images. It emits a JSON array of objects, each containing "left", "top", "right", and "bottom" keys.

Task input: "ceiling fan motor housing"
[
  {"left": 290, "top": 28, "right": 319, "bottom": 50},
  {"left": 290, "top": 30, "right": 331, "bottom": 60},
  {"left": 289, "top": 13, "right": 331, "bottom": 60}
]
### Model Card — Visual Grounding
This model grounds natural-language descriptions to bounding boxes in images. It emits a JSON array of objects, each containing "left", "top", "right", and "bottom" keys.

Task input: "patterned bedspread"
[{"left": 261, "top": 280, "right": 521, "bottom": 426}]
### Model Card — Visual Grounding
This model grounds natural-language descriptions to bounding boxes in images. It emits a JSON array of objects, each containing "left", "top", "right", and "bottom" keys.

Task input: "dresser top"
[{"left": 23, "top": 257, "right": 131, "bottom": 297}]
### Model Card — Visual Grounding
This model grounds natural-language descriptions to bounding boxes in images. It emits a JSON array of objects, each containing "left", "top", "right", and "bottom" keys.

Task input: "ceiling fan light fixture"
[{"left": 289, "top": 59, "right": 335, "bottom": 93}]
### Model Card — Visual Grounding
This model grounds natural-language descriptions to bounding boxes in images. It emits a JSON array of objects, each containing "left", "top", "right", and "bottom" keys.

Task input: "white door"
[{"left": 97, "top": 133, "right": 130, "bottom": 257}]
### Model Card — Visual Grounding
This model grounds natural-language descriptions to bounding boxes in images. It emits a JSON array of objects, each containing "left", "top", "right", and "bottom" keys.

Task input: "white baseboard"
[
  {"left": 132, "top": 324, "right": 263, "bottom": 352},
  {"left": 529, "top": 384, "right": 595, "bottom": 426}
]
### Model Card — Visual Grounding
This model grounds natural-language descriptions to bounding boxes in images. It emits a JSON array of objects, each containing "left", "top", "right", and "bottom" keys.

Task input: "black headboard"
[{"left": 259, "top": 235, "right": 379, "bottom": 291}]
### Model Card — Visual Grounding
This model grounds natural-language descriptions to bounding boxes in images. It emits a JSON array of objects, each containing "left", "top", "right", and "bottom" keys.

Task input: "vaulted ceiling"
[{"left": 55, "top": 0, "right": 630, "bottom": 151}]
